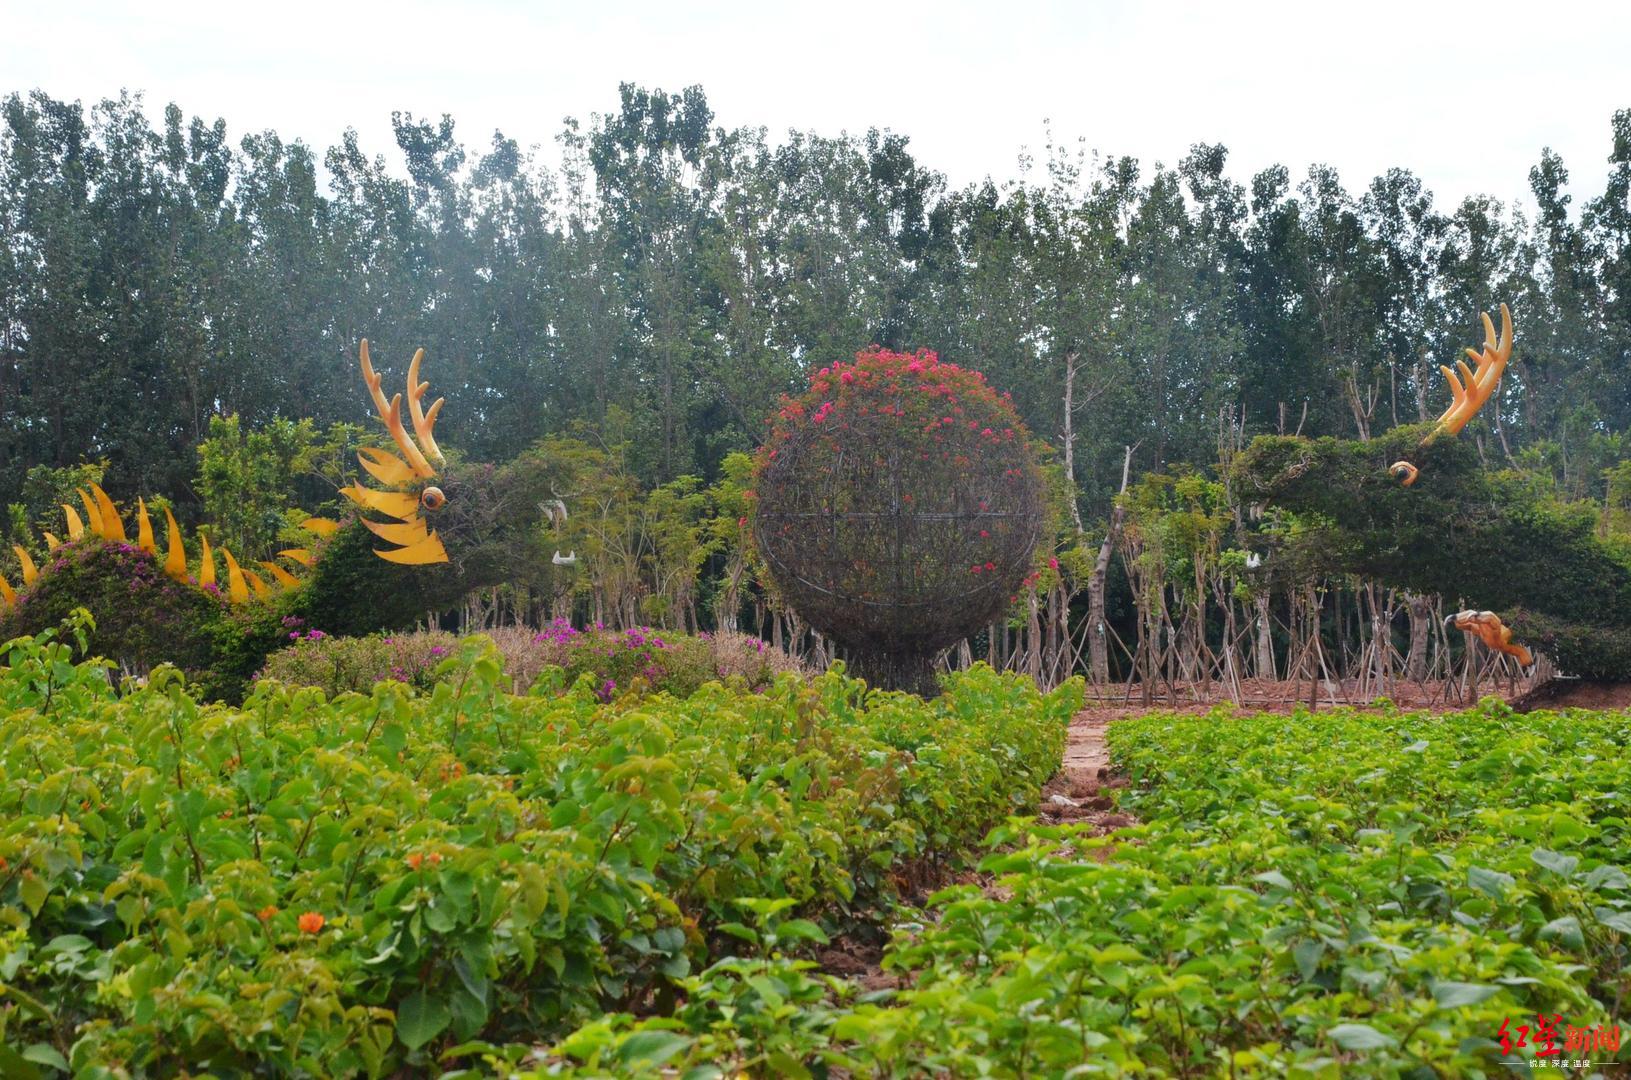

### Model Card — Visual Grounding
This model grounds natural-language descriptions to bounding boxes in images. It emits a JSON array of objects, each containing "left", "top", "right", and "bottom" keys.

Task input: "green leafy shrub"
[
  {"left": 255, "top": 627, "right": 462, "bottom": 696},
  {"left": 0, "top": 622, "right": 1074, "bottom": 1075},
  {"left": 0, "top": 540, "right": 221, "bottom": 679},
  {"left": 257, "top": 624, "right": 807, "bottom": 699},
  {"left": 549, "top": 699, "right": 1631, "bottom": 1076}
]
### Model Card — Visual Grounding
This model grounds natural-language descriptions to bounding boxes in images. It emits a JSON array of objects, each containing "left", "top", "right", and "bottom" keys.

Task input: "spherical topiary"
[{"left": 752, "top": 347, "right": 1045, "bottom": 695}]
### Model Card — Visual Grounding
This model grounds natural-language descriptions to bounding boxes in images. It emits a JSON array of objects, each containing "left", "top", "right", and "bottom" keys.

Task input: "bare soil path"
[{"left": 1038, "top": 711, "right": 1132, "bottom": 834}]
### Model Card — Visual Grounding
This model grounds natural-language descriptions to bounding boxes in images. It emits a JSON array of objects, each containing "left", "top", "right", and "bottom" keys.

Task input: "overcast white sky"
[{"left": 4, "top": 0, "right": 1627, "bottom": 212}]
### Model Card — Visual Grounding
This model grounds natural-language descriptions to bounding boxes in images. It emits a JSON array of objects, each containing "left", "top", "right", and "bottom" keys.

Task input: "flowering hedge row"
[
  {"left": 0, "top": 617, "right": 1078, "bottom": 1075},
  {"left": 256, "top": 624, "right": 805, "bottom": 700}
]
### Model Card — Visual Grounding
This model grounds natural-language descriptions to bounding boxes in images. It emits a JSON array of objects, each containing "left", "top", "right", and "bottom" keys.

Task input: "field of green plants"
[
  {"left": 0, "top": 617, "right": 1075, "bottom": 1077},
  {"left": 3, "top": 616, "right": 1628, "bottom": 1078}
]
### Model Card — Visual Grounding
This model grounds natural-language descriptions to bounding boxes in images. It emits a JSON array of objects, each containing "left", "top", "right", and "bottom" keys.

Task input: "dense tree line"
[{"left": 2, "top": 84, "right": 1628, "bottom": 529}]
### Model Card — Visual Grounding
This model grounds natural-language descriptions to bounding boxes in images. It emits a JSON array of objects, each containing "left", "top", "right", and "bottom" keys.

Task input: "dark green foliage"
[
  {"left": 0, "top": 541, "right": 220, "bottom": 678},
  {"left": 1234, "top": 430, "right": 1631, "bottom": 677},
  {"left": 297, "top": 451, "right": 567, "bottom": 635},
  {"left": 3, "top": 88, "right": 1628, "bottom": 525},
  {"left": 293, "top": 523, "right": 432, "bottom": 637}
]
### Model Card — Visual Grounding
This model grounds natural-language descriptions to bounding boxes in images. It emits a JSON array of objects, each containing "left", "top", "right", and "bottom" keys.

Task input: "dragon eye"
[{"left": 420, "top": 486, "right": 446, "bottom": 511}]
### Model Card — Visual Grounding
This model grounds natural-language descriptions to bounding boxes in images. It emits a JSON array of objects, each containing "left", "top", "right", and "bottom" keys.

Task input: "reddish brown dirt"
[
  {"left": 1510, "top": 679, "right": 1631, "bottom": 713},
  {"left": 1037, "top": 712, "right": 1136, "bottom": 851},
  {"left": 1085, "top": 675, "right": 1540, "bottom": 715}
]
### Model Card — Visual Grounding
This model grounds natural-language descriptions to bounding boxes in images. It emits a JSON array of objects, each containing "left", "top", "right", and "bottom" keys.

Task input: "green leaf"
[
  {"left": 1431, "top": 981, "right": 1500, "bottom": 1009},
  {"left": 1585, "top": 864, "right": 1629, "bottom": 891},
  {"left": 1539, "top": 915, "right": 1584, "bottom": 950},
  {"left": 774, "top": 918, "right": 830, "bottom": 945},
  {"left": 716, "top": 921, "right": 758, "bottom": 945},
  {"left": 0, "top": 1043, "right": 41, "bottom": 1080},
  {"left": 1531, "top": 848, "right": 1579, "bottom": 877},
  {"left": 616, "top": 1030, "right": 691, "bottom": 1067},
  {"left": 1467, "top": 865, "right": 1515, "bottom": 897},
  {"left": 18, "top": 873, "right": 47, "bottom": 915},
  {"left": 766, "top": 1050, "right": 812, "bottom": 1079},
  {"left": 21, "top": 1044, "right": 68, "bottom": 1072},
  {"left": 1594, "top": 907, "right": 1631, "bottom": 935},
  {"left": 1327, "top": 1023, "right": 1396, "bottom": 1050},
  {"left": 396, "top": 990, "right": 451, "bottom": 1051}
]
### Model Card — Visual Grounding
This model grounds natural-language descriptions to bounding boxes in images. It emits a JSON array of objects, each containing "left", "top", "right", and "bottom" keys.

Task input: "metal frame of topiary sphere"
[{"left": 753, "top": 349, "right": 1045, "bottom": 695}]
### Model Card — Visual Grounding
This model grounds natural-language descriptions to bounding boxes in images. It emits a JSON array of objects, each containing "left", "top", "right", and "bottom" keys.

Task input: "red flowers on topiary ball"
[{"left": 752, "top": 347, "right": 1045, "bottom": 695}]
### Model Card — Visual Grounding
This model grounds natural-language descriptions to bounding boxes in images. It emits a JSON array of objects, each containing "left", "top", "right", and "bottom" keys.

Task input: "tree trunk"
[
  {"left": 1406, "top": 592, "right": 1431, "bottom": 682},
  {"left": 1062, "top": 351, "right": 1085, "bottom": 533},
  {"left": 850, "top": 648, "right": 938, "bottom": 697},
  {"left": 1254, "top": 593, "right": 1274, "bottom": 680},
  {"left": 1087, "top": 446, "right": 1134, "bottom": 685}
]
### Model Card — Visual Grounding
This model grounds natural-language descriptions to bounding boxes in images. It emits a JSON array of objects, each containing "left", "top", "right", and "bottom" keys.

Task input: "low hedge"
[{"left": 256, "top": 624, "right": 807, "bottom": 699}]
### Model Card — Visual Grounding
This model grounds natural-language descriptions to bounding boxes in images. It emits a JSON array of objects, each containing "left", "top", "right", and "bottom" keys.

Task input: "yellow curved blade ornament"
[
  {"left": 357, "top": 446, "right": 419, "bottom": 487},
  {"left": 373, "top": 531, "right": 448, "bottom": 565},
  {"left": 198, "top": 533, "right": 217, "bottom": 590},
  {"left": 352, "top": 338, "right": 451, "bottom": 565},
  {"left": 342, "top": 484, "right": 422, "bottom": 520},
  {"left": 1392, "top": 304, "right": 1513, "bottom": 485},
  {"left": 77, "top": 489, "right": 104, "bottom": 538},
  {"left": 136, "top": 498, "right": 157, "bottom": 555},
  {"left": 90, "top": 484, "right": 126, "bottom": 542},
  {"left": 243, "top": 566, "right": 271, "bottom": 601},
  {"left": 278, "top": 548, "right": 316, "bottom": 568},
  {"left": 259, "top": 560, "right": 302, "bottom": 589},
  {"left": 162, "top": 506, "right": 189, "bottom": 583},
  {"left": 360, "top": 517, "right": 433, "bottom": 546},
  {"left": 62, "top": 504, "right": 85, "bottom": 541},
  {"left": 43, "top": 533, "right": 61, "bottom": 552},
  {"left": 222, "top": 547, "right": 249, "bottom": 604},
  {"left": 301, "top": 517, "right": 341, "bottom": 538},
  {"left": 0, "top": 574, "right": 14, "bottom": 608},
  {"left": 12, "top": 545, "right": 37, "bottom": 586}
]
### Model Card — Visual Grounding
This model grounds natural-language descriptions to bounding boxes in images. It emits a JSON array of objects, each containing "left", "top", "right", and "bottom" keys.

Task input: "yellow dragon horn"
[
  {"left": 90, "top": 484, "right": 126, "bottom": 542},
  {"left": 162, "top": 506, "right": 188, "bottom": 582},
  {"left": 359, "top": 340, "right": 436, "bottom": 479},
  {"left": 222, "top": 547, "right": 249, "bottom": 604},
  {"left": 136, "top": 498, "right": 157, "bottom": 555},
  {"left": 12, "top": 546, "right": 37, "bottom": 586},
  {"left": 198, "top": 533, "right": 217, "bottom": 589}
]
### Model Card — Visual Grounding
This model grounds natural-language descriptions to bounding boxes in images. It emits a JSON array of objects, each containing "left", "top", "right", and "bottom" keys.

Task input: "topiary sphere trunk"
[
  {"left": 846, "top": 647, "right": 940, "bottom": 698},
  {"left": 753, "top": 348, "right": 1045, "bottom": 695}
]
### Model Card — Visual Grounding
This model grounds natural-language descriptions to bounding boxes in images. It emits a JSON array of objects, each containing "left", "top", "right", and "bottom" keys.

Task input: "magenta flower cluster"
[{"left": 532, "top": 617, "right": 581, "bottom": 646}]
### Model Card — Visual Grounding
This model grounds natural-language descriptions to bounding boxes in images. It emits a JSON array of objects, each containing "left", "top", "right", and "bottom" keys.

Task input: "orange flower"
[
  {"left": 297, "top": 912, "right": 325, "bottom": 934},
  {"left": 428, "top": 852, "right": 443, "bottom": 867},
  {"left": 257, "top": 905, "right": 277, "bottom": 922},
  {"left": 406, "top": 853, "right": 423, "bottom": 870}
]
